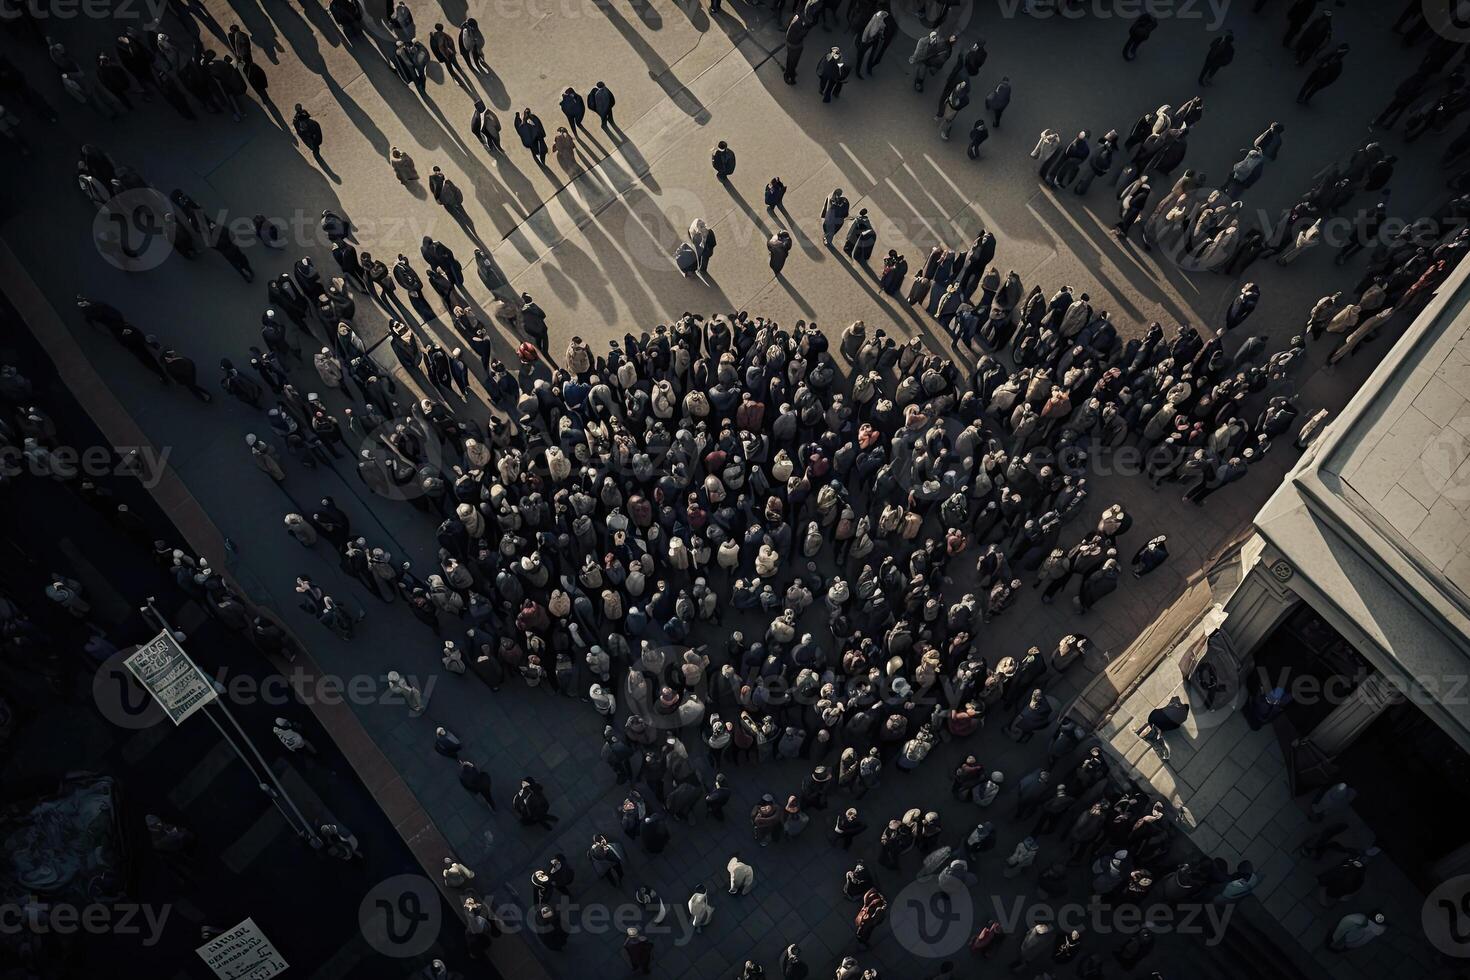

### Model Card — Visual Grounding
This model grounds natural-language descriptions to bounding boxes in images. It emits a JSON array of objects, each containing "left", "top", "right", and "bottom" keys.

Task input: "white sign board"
[
  {"left": 196, "top": 917, "right": 287, "bottom": 980},
  {"left": 124, "top": 629, "right": 217, "bottom": 726}
]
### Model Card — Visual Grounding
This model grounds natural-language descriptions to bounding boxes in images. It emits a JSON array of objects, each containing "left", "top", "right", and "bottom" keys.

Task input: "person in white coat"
[
  {"left": 1327, "top": 911, "right": 1386, "bottom": 950},
  {"left": 687, "top": 885, "right": 713, "bottom": 931},
  {"left": 727, "top": 855, "right": 754, "bottom": 894}
]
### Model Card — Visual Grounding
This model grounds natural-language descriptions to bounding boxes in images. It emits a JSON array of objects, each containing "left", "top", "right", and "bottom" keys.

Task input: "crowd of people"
[
  {"left": 76, "top": 146, "right": 1428, "bottom": 971},
  {"left": 7, "top": 0, "right": 1466, "bottom": 975}
]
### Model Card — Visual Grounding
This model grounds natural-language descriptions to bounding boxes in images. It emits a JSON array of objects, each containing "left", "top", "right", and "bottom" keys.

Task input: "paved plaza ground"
[
  {"left": 1100, "top": 613, "right": 1447, "bottom": 980},
  {"left": 1, "top": 0, "right": 1465, "bottom": 976}
]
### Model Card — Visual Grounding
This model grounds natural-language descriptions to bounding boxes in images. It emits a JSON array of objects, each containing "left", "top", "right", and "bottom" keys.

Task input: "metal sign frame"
[{"left": 123, "top": 629, "right": 218, "bottom": 726}]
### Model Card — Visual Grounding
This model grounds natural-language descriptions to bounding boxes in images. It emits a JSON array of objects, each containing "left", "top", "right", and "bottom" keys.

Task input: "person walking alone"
[
  {"left": 1114, "top": 177, "right": 1151, "bottom": 244},
  {"left": 1199, "top": 30, "right": 1234, "bottom": 85},
  {"left": 1298, "top": 44, "right": 1348, "bottom": 105},
  {"left": 161, "top": 348, "right": 213, "bottom": 401},
  {"left": 1122, "top": 12, "right": 1157, "bottom": 60},
  {"left": 711, "top": 140, "right": 736, "bottom": 181},
  {"left": 985, "top": 77, "right": 1010, "bottom": 128},
  {"left": 768, "top": 230, "right": 792, "bottom": 276},
  {"left": 293, "top": 105, "right": 323, "bottom": 163}
]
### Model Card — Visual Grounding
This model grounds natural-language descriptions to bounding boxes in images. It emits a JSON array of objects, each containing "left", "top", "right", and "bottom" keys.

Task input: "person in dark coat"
[
  {"left": 967, "top": 118, "right": 989, "bottom": 159},
  {"left": 471, "top": 100, "right": 502, "bottom": 152},
  {"left": 1131, "top": 536, "right": 1169, "bottom": 577},
  {"left": 843, "top": 208, "right": 873, "bottom": 257},
  {"left": 768, "top": 231, "right": 793, "bottom": 275},
  {"left": 293, "top": 104, "right": 323, "bottom": 160},
  {"left": 333, "top": 240, "right": 366, "bottom": 290},
  {"left": 1225, "top": 283, "right": 1259, "bottom": 331},
  {"left": 1293, "top": 10, "right": 1332, "bottom": 66},
  {"left": 588, "top": 81, "right": 616, "bottom": 130},
  {"left": 559, "top": 86, "right": 586, "bottom": 136},
  {"left": 1122, "top": 13, "right": 1157, "bottom": 60},
  {"left": 114, "top": 28, "right": 155, "bottom": 93},
  {"left": 985, "top": 76, "right": 1010, "bottom": 127},
  {"left": 533, "top": 905, "right": 567, "bottom": 950},
  {"left": 765, "top": 176, "right": 787, "bottom": 210},
  {"left": 623, "top": 928, "right": 654, "bottom": 975},
  {"left": 519, "top": 293, "right": 549, "bottom": 352},
  {"left": 1315, "top": 857, "right": 1366, "bottom": 905},
  {"left": 457, "top": 18, "right": 488, "bottom": 71},
  {"left": 1374, "top": 68, "right": 1432, "bottom": 130},
  {"left": 458, "top": 760, "right": 496, "bottom": 809},
  {"left": 712, "top": 140, "right": 736, "bottom": 180},
  {"left": 779, "top": 944, "right": 810, "bottom": 980},
  {"left": 429, "top": 23, "right": 462, "bottom": 82},
  {"left": 213, "top": 224, "right": 254, "bottom": 282},
  {"left": 821, "top": 188, "right": 849, "bottom": 245},
  {"left": 1135, "top": 695, "right": 1189, "bottom": 741},
  {"left": 1282, "top": 0, "right": 1315, "bottom": 47},
  {"left": 1044, "top": 131, "right": 1090, "bottom": 188},
  {"left": 1199, "top": 30, "right": 1234, "bottom": 85},
  {"left": 854, "top": 8, "right": 890, "bottom": 79},
  {"left": 1075, "top": 558, "right": 1120, "bottom": 612},
  {"left": 208, "top": 53, "right": 249, "bottom": 120},
  {"left": 227, "top": 24, "right": 253, "bottom": 64},
  {"left": 162, "top": 348, "right": 213, "bottom": 401},
  {"left": 515, "top": 108, "right": 548, "bottom": 165},
  {"left": 783, "top": 15, "right": 809, "bottom": 84},
  {"left": 817, "top": 46, "right": 846, "bottom": 103},
  {"left": 1114, "top": 177, "right": 1151, "bottom": 243},
  {"left": 219, "top": 358, "right": 262, "bottom": 406},
  {"left": 394, "top": 39, "right": 429, "bottom": 94},
  {"left": 1297, "top": 44, "right": 1348, "bottom": 105},
  {"left": 94, "top": 54, "right": 136, "bottom": 111},
  {"left": 512, "top": 776, "right": 558, "bottom": 828}
]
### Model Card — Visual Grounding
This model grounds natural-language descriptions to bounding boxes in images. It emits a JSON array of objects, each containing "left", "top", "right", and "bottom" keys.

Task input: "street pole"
[
  {"left": 198, "top": 701, "right": 316, "bottom": 846},
  {"left": 141, "top": 599, "right": 323, "bottom": 848}
]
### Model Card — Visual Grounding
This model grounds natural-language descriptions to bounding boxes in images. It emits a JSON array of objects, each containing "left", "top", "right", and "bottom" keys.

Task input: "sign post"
[
  {"left": 196, "top": 917, "right": 288, "bottom": 980},
  {"left": 123, "top": 630, "right": 217, "bottom": 725},
  {"left": 130, "top": 614, "right": 322, "bottom": 849}
]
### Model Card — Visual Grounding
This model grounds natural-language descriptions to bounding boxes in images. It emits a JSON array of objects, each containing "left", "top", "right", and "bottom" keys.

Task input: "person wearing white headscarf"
[{"left": 688, "top": 218, "right": 715, "bottom": 273}]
